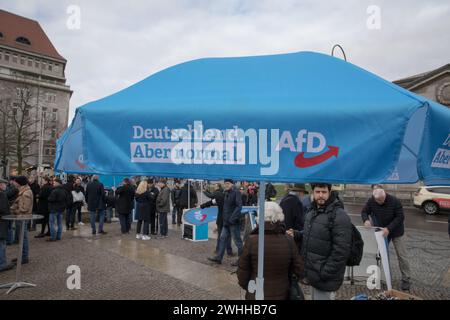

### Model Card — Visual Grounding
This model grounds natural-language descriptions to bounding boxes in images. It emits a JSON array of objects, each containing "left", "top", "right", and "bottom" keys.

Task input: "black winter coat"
[
  {"left": 37, "top": 183, "right": 53, "bottom": 215},
  {"left": 201, "top": 189, "right": 225, "bottom": 227},
  {"left": 86, "top": 180, "right": 105, "bottom": 211},
  {"left": 134, "top": 191, "right": 153, "bottom": 221},
  {"left": 179, "top": 183, "right": 198, "bottom": 209},
  {"left": 115, "top": 184, "right": 135, "bottom": 215},
  {"left": 361, "top": 193, "right": 404, "bottom": 239},
  {"left": 222, "top": 186, "right": 243, "bottom": 226},
  {"left": 30, "top": 181, "right": 40, "bottom": 213},
  {"left": 0, "top": 190, "right": 10, "bottom": 240},
  {"left": 280, "top": 193, "right": 304, "bottom": 231},
  {"left": 301, "top": 193, "right": 352, "bottom": 292},
  {"left": 47, "top": 186, "right": 68, "bottom": 213}
]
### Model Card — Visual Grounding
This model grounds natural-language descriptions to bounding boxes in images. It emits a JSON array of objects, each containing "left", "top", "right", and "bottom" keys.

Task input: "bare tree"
[
  {"left": 0, "top": 98, "right": 16, "bottom": 177},
  {"left": 0, "top": 83, "right": 40, "bottom": 174}
]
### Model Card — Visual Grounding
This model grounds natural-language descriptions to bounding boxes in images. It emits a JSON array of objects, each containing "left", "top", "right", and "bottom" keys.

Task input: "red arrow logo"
[
  {"left": 75, "top": 159, "right": 86, "bottom": 169},
  {"left": 294, "top": 146, "right": 339, "bottom": 168}
]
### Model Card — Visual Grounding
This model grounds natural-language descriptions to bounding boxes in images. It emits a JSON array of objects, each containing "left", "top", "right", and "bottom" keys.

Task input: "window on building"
[
  {"left": 23, "top": 107, "right": 30, "bottom": 117},
  {"left": 48, "top": 63, "right": 52, "bottom": 71},
  {"left": 5, "top": 53, "right": 9, "bottom": 61},
  {"left": 20, "top": 56, "right": 25, "bottom": 65},
  {"left": 46, "top": 93, "right": 56, "bottom": 103},
  {"left": 35, "top": 59, "right": 39, "bottom": 68},
  {"left": 0, "top": 51, "right": 2, "bottom": 60},
  {"left": 54, "top": 64, "right": 59, "bottom": 73},
  {"left": 28, "top": 59, "right": 32, "bottom": 67},
  {"left": 16, "top": 37, "right": 31, "bottom": 45},
  {"left": 12, "top": 55, "right": 17, "bottom": 63},
  {"left": 44, "top": 148, "right": 50, "bottom": 156},
  {"left": 51, "top": 109, "right": 58, "bottom": 121},
  {"left": 0, "top": 32, "right": 3, "bottom": 38},
  {"left": 51, "top": 128, "right": 57, "bottom": 139}
]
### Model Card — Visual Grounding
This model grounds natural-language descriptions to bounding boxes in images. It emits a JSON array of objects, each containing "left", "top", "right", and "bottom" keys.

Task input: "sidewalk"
[{"left": 0, "top": 222, "right": 448, "bottom": 300}]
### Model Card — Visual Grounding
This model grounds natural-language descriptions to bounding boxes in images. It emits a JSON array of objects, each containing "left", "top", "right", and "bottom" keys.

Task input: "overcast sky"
[{"left": 1, "top": 0, "right": 449, "bottom": 122}]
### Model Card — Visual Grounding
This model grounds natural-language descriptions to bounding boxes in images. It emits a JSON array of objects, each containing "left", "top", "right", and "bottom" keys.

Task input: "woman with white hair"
[{"left": 237, "top": 201, "right": 304, "bottom": 300}]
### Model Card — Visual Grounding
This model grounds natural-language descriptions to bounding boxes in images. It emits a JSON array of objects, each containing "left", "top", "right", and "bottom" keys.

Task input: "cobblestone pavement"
[{"left": 0, "top": 218, "right": 448, "bottom": 300}]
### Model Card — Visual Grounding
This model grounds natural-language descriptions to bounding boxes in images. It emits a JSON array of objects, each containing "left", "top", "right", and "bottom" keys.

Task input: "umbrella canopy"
[{"left": 55, "top": 51, "right": 450, "bottom": 185}]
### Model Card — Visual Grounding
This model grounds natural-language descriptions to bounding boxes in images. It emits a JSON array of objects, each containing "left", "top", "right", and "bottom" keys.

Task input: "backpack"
[{"left": 328, "top": 210, "right": 364, "bottom": 267}]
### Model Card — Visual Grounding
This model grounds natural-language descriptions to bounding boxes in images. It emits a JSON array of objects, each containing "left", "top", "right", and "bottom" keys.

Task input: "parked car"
[{"left": 413, "top": 186, "right": 450, "bottom": 215}]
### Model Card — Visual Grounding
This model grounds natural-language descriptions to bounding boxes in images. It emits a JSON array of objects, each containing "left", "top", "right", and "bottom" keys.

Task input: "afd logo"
[
  {"left": 75, "top": 154, "right": 86, "bottom": 169},
  {"left": 194, "top": 210, "right": 207, "bottom": 222},
  {"left": 431, "top": 134, "right": 450, "bottom": 169},
  {"left": 275, "top": 130, "right": 339, "bottom": 168}
]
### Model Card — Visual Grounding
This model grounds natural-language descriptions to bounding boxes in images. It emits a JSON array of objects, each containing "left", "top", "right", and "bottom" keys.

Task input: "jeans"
[
  {"left": 15, "top": 221, "right": 29, "bottom": 261},
  {"left": 49, "top": 212, "right": 63, "bottom": 240},
  {"left": 136, "top": 220, "right": 150, "bottom": 235},
  {"left": 159, "top": 212, "right": 168, "bottom": 236},
  {"left": 89, "top": 210, "right": 105, "bottom": 234},
  {"left": 119, "top": 214, "right": 131, "bottom": 234},
  {"left": 216, "top": 224, "right": 232, "bottom": 255},
  {"left": 106, "top": 207, "right": 114, "bottom": 222},
  {"left": 0, "top": 239, "right": 6, "bottom": 268},
  {"left": 217, "top": 224, "right": 243, "bottom": 261},
  {"left": 390, "top": 236, "right": 411, "bottom": 283},
  {"left": 66, "top": 207, "right": 75, "bottom": 229},
  {"left": 311, "top": 288, "right": 335, "bottom": 300}
]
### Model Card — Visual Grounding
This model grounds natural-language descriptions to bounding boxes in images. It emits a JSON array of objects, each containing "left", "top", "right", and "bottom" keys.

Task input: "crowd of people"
[{"left": 0, "top": 175, "right": 414, "bottom": 300}]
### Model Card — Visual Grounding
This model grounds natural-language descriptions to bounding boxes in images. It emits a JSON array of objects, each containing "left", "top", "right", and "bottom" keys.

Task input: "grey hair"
[{"left": 264, "top": 201, "right": 285, "bottom": 223}]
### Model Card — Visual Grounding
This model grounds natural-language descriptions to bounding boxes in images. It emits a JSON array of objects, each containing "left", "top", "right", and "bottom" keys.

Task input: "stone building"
[{"left": 0, "top": 9, "right": 72, "bottom": 175}]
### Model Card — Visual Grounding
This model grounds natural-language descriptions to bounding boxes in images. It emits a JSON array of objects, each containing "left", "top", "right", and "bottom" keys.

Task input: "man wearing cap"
[
  {"left": 0, "top": 178, "right": 15, "bottom": 272},
  {"left": 10, "top": 176, "right": 33, "bottom": 264},
  {"left": 208, "top": 179, "right": 243, "bottom": 266}
]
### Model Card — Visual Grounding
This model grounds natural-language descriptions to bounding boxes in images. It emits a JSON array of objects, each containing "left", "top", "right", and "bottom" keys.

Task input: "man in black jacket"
[
  {"left": 361, "top": 184, "right": 411, "bottom": 291},
  {"left": 115, "top": 178, "right": 135, "bottom": 234},
  {"left": 147, "top": 178, "right": 159, "bottom": 235},
  {"left": 301, "top": 183, "right": 352, "bottom": 300},
  {"left": 281, "top": 184, "right": 305, "bottom": 252},
  {"left": 35, "top": 177, "right": 53, "bottom": 238},
  {"left": 171, "top": 179, "right": 182, "bottom": 226},
  {"left": 208, "top": 179, "right": 242, "bottom": 266},
  {"left": 86, "top": 175, "right": 107, "bottom": 235},
  {"left": 201, "top": 183, "right": 233, "bottom": 256},
  {"left": 47, "top": 178, "right": 67, "bottom": 241},
  {"left": 0, "top": 178, "right": 15, "bottom": 272},
  {"left": 179, "top": 181, "right": 198, "bottom": 210}
]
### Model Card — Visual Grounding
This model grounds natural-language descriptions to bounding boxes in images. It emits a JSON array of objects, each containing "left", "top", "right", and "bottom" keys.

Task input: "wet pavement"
[{"left": 0, "top": 202, "right": 449, "bottom": 300}]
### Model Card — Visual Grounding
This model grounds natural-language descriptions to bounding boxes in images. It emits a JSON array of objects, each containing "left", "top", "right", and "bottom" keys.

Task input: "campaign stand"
[
  {"left": 182, "top": 206, "right": 259, "bottom": 242},
  {"left": 345, "top": 226, "right": 390, "bottom": 290}
]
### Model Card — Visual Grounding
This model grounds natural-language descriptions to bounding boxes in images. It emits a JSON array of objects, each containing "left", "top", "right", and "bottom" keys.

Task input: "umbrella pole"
[{"left": 255, "top": 181, "right": 266, "bottom": 300}]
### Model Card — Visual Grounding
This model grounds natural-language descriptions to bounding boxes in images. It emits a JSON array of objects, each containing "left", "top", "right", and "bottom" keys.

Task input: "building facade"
[{"left": 0, "top": 9, "right": 72, "bottom": 175}]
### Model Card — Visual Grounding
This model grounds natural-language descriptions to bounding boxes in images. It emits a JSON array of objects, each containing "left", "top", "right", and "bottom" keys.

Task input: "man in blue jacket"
[{"left": 208, "top": 179, "right": 242, "bottom": 266}]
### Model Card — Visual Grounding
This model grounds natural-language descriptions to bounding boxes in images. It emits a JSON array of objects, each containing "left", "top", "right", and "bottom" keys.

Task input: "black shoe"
[
  {"left": 46, "top": 239, "right": 57, "bottom": 242},
  {"left": 207, "top": 256, "right": 222, "bottom": 264},
  {"left": 227, "top": 252, "right": 236, "bottom": 257},
  {"left": 35, "top": 233, "right": 46, "bottom": 238},
  {"left": 99, "top": 231, "right": 108, "bottom": 235},
  {"left": 0, "top": 263, "right": 15, "bottom": 272},
  {"left": 44, "top": 232, "right": 51, "bottom": 237},
  {"left": 71, "top": 227, "right": 77, "bottom": 231}
]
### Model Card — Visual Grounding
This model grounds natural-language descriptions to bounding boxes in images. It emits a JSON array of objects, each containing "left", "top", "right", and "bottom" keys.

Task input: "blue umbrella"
[{"left": 55, "top": 51, "right": 450, "bottom": 299}]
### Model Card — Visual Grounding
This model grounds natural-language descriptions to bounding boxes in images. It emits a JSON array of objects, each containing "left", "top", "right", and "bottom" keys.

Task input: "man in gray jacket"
[{"left": 156, "top": 179, "right": 171, "bottom": 238}]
